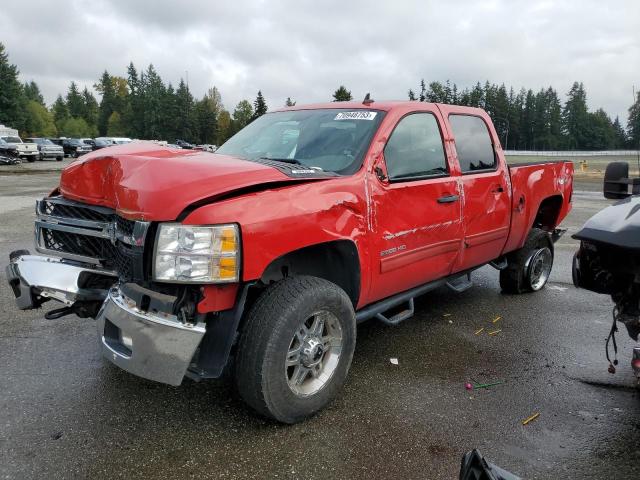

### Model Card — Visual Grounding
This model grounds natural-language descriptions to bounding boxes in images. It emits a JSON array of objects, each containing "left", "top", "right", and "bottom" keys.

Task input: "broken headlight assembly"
[{"left": 153, "top": 224, "right": 240, "bottom": 283}]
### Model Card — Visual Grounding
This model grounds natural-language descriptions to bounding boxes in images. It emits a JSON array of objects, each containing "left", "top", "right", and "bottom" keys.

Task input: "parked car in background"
[
  {"left": 52, "top": 138, "right": 92, "bottom": 157},
  {"left": 95, "top": 137, "right": 132, "bottom": 145},
  {"left": 91, "top": 138, "right": 112, "bottom": 150},
  {"left": 0, "top": 135, "right": 39, "bottom": 162},
  {"left": 0, "top": 138, "right": 19, "bottom": 158},
  {"left": 175, "top": 139, "right": 194, "bottom": 149},
  {"left": 25, "top": 137, "right": 64, "bottom": 161}
]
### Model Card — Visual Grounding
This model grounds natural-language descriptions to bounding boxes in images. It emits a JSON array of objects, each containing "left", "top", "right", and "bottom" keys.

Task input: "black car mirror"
[{"left": 604, "top": 162, "right": 640, "bottom": 199}]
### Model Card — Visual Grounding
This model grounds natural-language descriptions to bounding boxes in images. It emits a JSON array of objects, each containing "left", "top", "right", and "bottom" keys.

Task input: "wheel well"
[
  {"left": 259, "top": 240, "right": 361, "bottom": 306},
  {"left": 533, "top": 195, "right": 563, "bottom": 231}
]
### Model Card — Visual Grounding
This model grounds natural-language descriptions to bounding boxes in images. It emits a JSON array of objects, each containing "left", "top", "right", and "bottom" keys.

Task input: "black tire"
[
  {"left": 56, "top": 156, "right": 63, "bottom": 161},
  {"left": 235, "top": 276, "right": 356, "bottom": 424},
  {"left": 26, "top": 157, "right": 35, "bottom": 163},
  {"left": 500, "top": 228, "right": 553, "bottom": 294}
]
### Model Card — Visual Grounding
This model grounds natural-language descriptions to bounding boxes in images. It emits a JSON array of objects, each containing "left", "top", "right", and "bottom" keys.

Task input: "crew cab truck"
[
  {"left": 6, "top": 101, "right": 573, "bottom": 423},
  {"left": 0, "top": 135, "right": 39, "bottom": 162}
]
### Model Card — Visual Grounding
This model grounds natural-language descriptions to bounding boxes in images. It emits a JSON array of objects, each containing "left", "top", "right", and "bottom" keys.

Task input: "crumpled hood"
[{"left": 59, "top": 143, "right": 313, "bottom": 221}]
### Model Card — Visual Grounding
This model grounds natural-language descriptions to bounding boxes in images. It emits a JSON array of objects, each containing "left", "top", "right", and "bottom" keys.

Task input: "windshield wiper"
[{"left": 259, "top": 157, "right": 302, "bottom": 165}]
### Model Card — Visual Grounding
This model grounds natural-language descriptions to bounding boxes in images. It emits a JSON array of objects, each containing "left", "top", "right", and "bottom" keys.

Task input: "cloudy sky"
[{"left": 2, "top": 0, "right": 639, "bottom": 121}]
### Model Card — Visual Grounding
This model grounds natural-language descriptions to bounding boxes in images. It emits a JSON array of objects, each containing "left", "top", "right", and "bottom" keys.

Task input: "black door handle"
[
  {"left": 491, "top": 185, "right": 504, "bottom": 193},
  {"left": 437, "top": 194, "right": 460, "bottom": 204}
]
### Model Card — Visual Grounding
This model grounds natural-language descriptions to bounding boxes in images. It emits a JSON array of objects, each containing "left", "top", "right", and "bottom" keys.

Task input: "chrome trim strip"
[{"left": 35, "top": 219, "right": 111, "bottom": 239}]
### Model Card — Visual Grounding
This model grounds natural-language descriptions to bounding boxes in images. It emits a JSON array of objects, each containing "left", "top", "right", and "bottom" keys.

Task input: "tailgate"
[{"left": 503, "top": 160, "right": 574, "bottom": 253}]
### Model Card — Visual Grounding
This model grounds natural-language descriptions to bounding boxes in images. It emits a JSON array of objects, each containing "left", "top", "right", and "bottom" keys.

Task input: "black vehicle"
[
  {"left": 573, "top": 161, "right": 640, "bottom": 379},
  {"left": 52, "top": 138, "right": 93, "bottom": 157},
  {"left": 0, "top": 138, "right": 19, "bottom": 158},
  {"left": 175, "top": 139, "right": 194, "bottom": 149},
  {"left": 91, "top": 138, "right": 112, "bottom": 150}
]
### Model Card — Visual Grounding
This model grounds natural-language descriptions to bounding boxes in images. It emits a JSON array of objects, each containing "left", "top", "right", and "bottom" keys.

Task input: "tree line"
[
  {"left": 406, "top": 80, "right": 639, "bottom": 151},
  {"left": 0, "top": 43, "right": 270, "bottom": 145},
  {"left": 1, "top": 42, "right": 639, "bottom": 150}
]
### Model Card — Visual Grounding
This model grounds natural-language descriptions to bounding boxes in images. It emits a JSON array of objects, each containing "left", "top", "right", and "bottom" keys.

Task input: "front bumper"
[
  {"left": 6, "top": 253, "right": 116, "bottom": 309},
  {"left": 6, "top": 252, "right": 206, "bottom": 386},
  {"left": 40, "top": 150, "right": 63, "bottom": 158},
  {"left": 97, "top": 288, "right": 205, "bottom": 386}
]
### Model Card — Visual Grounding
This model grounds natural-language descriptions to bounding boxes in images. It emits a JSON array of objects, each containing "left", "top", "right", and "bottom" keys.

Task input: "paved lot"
[{"left": 1, "top": 172, "right": 639, "bottom": 479}]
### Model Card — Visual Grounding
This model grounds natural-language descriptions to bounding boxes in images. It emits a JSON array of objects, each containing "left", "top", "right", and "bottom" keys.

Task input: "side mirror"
[{"left": 603, "top": 162, "right": 640, "bottom": 199}]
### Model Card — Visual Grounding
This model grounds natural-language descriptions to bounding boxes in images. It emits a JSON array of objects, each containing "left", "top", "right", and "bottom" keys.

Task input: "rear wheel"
[
  {"left": 235, "top": 276, "right": 356, "bottom": 423},
  {"left": 56, "top": 156, "right": 63, "bottom": 161},
  {"left": 26, "top": 157, "right": 35, "bottom": 163},
  {"left": 500, "top": 228, "right": 553, "bottom": 294}
]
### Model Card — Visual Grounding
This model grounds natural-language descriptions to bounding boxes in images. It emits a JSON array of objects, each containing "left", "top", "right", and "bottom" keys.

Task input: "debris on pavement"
[
  {"left": 488, "top": 329, "right": 502, "bottom": 336},
  {"left": 522, "top": 412, "right": 540, "bottom": 425},
  {"left": 389, "top": 358, "right": 399, "bottom": 365},
  {"left": 492, "top": 316, "right": 502, "bottom": 323},
  {"left": 465, "top": 381, "right": 504, "bottom": 391},
  {"left": 474, "top": 327, "right": 484, "bottom": 335}
]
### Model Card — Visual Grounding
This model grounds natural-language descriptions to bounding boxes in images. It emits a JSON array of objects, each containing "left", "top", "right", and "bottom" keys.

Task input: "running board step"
[
  {"left": 376, "top": 298, "right": 414, "bottom": 326},
  {"left": 489, "top": 257, "right": 508, "bottom": 270},
  {"left": 446, "top": 273, "right": 473, "bottom": 293}
]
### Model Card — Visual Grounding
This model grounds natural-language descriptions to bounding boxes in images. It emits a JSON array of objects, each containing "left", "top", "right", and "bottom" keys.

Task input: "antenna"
[
  {"left": 635, "top": 85, "right": 639, "bottom": 178},
  {"left": 363, "top": 93, "right": 374, "bottom": 105}
]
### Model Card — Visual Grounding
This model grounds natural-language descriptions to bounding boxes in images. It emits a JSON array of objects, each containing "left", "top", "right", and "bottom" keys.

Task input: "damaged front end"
[
  {"left": 5, "top": 195, "right": 208, "bottom": 386},
  {"left": 573, "top": 161, "right": 640, "bottom": 379}
]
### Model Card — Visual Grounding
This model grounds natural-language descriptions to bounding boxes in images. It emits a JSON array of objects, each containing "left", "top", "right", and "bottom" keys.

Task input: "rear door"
[
  {"left": 439, "top": 106, "right": 511, "bottom": 271},
  {"left": 367, "top": 108, "right": 463, "bottom": 302}
]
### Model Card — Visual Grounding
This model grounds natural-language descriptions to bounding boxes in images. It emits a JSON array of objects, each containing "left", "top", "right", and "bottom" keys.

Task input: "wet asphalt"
[{"left": 0, "top": 170, "right": 639, "bottom": 479}]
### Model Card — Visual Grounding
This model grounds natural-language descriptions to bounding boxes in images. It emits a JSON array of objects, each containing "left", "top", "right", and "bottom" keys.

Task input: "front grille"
[{"left": 36, "top": 196, "right": 149, "bottom": 281}]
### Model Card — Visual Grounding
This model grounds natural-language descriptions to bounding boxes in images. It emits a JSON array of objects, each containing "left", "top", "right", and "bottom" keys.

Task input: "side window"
[
  {"left": 449, "top": 115, "right": 496, "bottom": 172},
  {"left": 384, "top": 113, "right": 447, "bottom": 181}
]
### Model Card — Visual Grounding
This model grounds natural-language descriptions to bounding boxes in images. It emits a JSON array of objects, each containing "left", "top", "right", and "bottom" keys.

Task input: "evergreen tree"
[
  {"left": 143, "top": 65, "right": 166, "bottom": 140},
  {"left": 562, "top": 82, "right": 590, "bottom": 149},
  {"left": 612, "top": 116, "right": 627, "bottom": 148},
  {"left": 107, "top": 111, "right": 126, "bottom": 136},
  {"left": 285, "top": 97, "right": 296, "bottom": 107},
  {"left": 66, "top": 81, "right": 84, "bottom": 118},
  {"left": 95, "top": 71, "right": 116, "bottom": 135},
  {"left": 628, "top": 93, "right": 640, "bottom": 148},
  {"left": 125, "top": 62, "right": 144, "bottom": 138},
  {"left": 194, "top": 95, "right": 217, "bottom": 144},
  {"left": 216, "top": 109, "right": 232, "bottom": 145},
  {"left": 332, "top": 86, "right": 352, "bottom": 102},
  {"left": 586, "top": 108, "right": 615, "bottom": 150},
  {"left": 51, "top": 95, "right": 69, "bottom": 134},
  {"left": 407, "top": 90, "right": 416, "bottom": 101},
  {"left": 81, "top": 87, "right": 99, "bottom": 132},
  {"left": 23, "top": 81, "right": 44, "bottom": 106},
  {"left": 0, "top": 43, "right": 25, "bottom": 129},
  {"left": 419, "top": 79, "right": 426, "bottom": 102},
  {"left": 175, "top": 79, "right": 195, "bottom": 141},
  {"left": 253, "top": 91, "right": 268, "bottom": 119}
]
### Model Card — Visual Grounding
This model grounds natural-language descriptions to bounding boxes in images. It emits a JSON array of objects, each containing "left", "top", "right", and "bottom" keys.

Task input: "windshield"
[
  {"left": 216, "top": 109, "right": 385, "bottom": 174},
  {"left": 2, "top": 136, "right": 22, "bottom": 143},
  {"left": 33, "top": 138, "right": 53, "bottom": 145}
]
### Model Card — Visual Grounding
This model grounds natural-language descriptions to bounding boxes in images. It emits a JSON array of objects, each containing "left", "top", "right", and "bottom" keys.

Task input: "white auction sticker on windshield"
[{"left": 334, "top": 111, "right": 377, "bottom": 121}]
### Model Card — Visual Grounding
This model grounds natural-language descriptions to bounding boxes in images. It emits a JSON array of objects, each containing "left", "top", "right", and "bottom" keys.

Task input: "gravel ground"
[{"left": 0, "top": 172, "right": 639, "bottom": 479}]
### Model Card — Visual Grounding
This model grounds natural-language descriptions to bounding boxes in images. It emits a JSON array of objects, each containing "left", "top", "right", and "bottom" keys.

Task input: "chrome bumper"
[
  {"left": 97, "top": 288, "right": 205, "bottom": 386},
  {"left": 6, "top": 253, "right": 116, "bottom": 309}
]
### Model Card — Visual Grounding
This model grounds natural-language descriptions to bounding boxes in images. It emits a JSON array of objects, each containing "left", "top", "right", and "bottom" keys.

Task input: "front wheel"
[
  {"left": 235, "top": 276, "right": 356, "bottom": 423},
  {"left": 500, "top": 228, "right": 554, "bottom": 294}
]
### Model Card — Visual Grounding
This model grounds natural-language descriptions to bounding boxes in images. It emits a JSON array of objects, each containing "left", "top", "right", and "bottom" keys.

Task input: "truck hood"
[
  {"left": 573, "top": 195, "right": 640, "bottom": 249},
  {"left": 59, "top": 143, "right": 324, "bottom": 221}
]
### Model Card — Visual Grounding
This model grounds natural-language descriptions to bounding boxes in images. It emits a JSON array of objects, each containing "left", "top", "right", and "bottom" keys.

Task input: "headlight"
[
  {"left": 76, "top": 146, "right": 82, "bottom": 151},
  {"left": 153, "top": 224, "right": 240, "bottom": 283}
]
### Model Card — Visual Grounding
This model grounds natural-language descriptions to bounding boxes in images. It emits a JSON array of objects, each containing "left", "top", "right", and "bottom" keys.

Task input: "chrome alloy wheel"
[
  {"left": 285, "top": 310, "right": 343, "bottom": 397},
  {"left": 527, "top": 247, "right": 553, "bottom": 291}
]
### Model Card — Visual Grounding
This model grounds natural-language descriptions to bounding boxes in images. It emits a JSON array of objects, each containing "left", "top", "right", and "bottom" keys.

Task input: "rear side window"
[
  {"left": 384, "top": 113, "right": 447, "bottom": 181},
  {"left": 449, "top": 115, "right": 495, "bottom": 172}
]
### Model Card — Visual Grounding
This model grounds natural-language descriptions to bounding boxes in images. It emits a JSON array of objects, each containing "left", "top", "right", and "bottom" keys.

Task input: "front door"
[{"left": 368, "top": 111, "right": 463, "bottom": 302}]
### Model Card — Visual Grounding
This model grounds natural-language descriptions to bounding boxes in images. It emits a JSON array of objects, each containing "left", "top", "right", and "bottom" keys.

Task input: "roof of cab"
[{"left": 273, "top": 100, "right": 485, "bottom": 115}]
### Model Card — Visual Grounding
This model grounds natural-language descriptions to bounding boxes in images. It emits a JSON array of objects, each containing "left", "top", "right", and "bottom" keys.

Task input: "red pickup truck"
[{"left": 6, "top": 101, "right": 573, "bottom": 423}]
